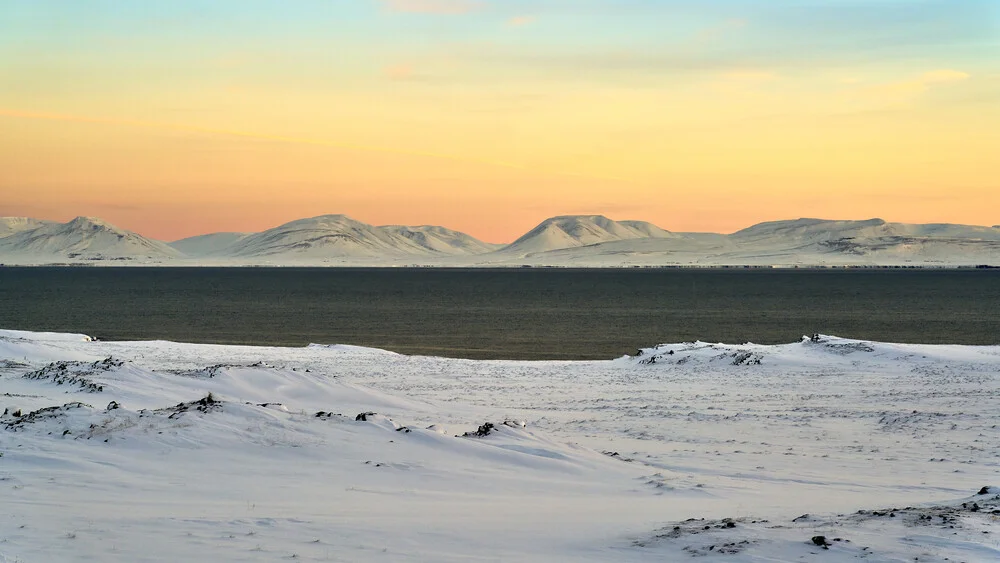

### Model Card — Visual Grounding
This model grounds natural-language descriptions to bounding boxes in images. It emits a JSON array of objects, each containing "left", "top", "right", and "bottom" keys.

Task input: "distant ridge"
[
  {"left": 169, "top": 232, "right": 251, "bottom": 257},
  {"left": 379, "top": 225, "right": 502, "bottom": 255},
  {"left": 219, "top": 214, "right": 499, "bottom": 260},
  {"left": 732, "top": 218, "right": 1000, "bottom": 242},
  {"left": 0, "top": 217, "right": 54, "bottom": 238},
  {"left": 502, "top": 215, "right": 677, "bottom": 256},
  {"left": 1, "top": 214, "right": 998, "bottom": 266}
]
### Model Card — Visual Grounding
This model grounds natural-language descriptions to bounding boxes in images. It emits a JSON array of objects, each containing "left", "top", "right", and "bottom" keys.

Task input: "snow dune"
[{"left": 2, "top": 329, "right": 999, "bottom": 561}]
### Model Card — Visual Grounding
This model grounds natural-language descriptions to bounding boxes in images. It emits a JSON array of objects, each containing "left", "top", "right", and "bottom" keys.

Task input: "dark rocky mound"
[
  {"left": 160, "top": 393, "right": 222, "bottom": 419},
  {"left": 460, "top": 420, "right": 526, "bottom": 438},
  {"left": 3, "top": 402, "right": 91, "bottom": 431},
  {"left": 22, "top": 357, "right": 126, "bottom": 392}
]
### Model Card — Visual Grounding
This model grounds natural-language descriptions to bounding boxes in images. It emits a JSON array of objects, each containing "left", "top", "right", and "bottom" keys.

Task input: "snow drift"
[{"left": 2, "top": 329, "right": 999, "bottom": 561}]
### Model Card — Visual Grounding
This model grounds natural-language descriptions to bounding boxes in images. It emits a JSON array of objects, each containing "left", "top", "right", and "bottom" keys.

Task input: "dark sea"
[{"left": 1, "top": 267, "right": 998, "bottom": 359}]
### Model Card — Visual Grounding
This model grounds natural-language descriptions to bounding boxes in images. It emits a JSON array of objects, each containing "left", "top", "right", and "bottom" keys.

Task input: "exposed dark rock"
[
  {"left": 4, "top": 402, "right": 90, "bottom": 431},
  {"left": 161, "top": 393, "right": 222, "bottom": 419},
  {"left": 462, "top": 422, "right": 495, "bottom": 437},
  {"left": 21, "top": 358, "right": 123, "bottom": 392},
  {"left": 731, "top": 351, "right": 763, "bottom": 366}
]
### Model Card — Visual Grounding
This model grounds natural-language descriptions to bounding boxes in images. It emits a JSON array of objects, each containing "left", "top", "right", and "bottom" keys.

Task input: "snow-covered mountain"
[
  {"left": 500, "top": 215, "right": 678, "bottom": 256},
  {"left": 732, "top": 218, "right": 1000, "bottom": 244},
  {"left": 3, "top": 214, "right": 998, "bottom": 266},
  {"left": 0, "top": 217, "right": 53, "bottom": 238},
  {"left": 168, "top": 232, "right": 251, "bottom": 257},
  {"left": 481, "top": 217, "right": 1000, "bottom": 267},
  {"left": 0, "top": 216, "right": 182, "bottom": 263},
  {"left": 379, "top": 224, "right": 502, "bottom": 255},
  {"left": 724, "top": 218, "right": 1000, "bottom": 264},
  {"left": 219, "top": 215, "right": 499, "bottom": 261}
]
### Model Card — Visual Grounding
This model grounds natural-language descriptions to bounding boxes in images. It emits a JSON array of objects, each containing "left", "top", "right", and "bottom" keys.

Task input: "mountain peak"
[
  {"left": 277, "top": 214, "right": 364, "bottom": 229},
  {"left": 545, "top": 214, "right": 612, "bottom": 222},
  {"left": 67, "top": 216, "right": 118, "bottom": 230}
]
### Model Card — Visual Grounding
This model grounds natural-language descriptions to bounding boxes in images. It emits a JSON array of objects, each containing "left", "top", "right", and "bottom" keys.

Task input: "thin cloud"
[
  {"left": 863, "top": 69, "right": 970, "bottom": 100},
  {"left": 722, "top": 70, "right": 777, "bottom": 82},
  {"left": 695, "top": 18, "right": 747, "bottom": 44},
  {"left": 507, "top": 15, "right": 536, "bottom": 27},
  {"left": 921, "top": 69, "right": 971, "bottom": 84},
  {"left": 383, "top": 63, "right": 416, "bottom": 81},
  {"left": 0, "top": 107, "right": 634, "bottom": 184},
  {"left": 0, "top": 107, "right": 506, "bottom": 165},
  {"left": 380, "top": 0, "right": 484, "bottom": 14}
]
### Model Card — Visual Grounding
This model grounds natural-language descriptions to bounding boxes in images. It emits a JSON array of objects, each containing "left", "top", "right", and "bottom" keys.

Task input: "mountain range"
[{"left": 1, "top": 214, "right": 998, "bottom": 267}]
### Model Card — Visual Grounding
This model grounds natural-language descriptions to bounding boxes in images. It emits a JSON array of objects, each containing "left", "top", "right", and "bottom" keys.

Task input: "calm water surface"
[{"left": 1, "top": 267, "right": 997, "bottom": 359}]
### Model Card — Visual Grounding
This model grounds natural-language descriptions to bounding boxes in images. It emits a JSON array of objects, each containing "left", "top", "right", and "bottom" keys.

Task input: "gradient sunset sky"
[{"left": 2, "top": 0, "right": 998, "bottom": 242}]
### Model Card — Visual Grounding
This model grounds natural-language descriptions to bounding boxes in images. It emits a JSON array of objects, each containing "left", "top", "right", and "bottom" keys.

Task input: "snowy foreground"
[{"left": 2, "top": 331, "right": 1000, "bottom": 562}]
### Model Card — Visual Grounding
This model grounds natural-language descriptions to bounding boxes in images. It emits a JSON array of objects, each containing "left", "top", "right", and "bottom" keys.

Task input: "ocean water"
[{"left": 1, "top": 267, "right": 998, "bottom": 359}]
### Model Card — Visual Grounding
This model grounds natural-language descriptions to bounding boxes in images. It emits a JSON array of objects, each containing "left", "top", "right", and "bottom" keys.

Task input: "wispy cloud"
[
  {"left": 383, "top": 63, "right": 417, "bottom": 81},
  {"left": 862, "top": 69, "right": 970, "bottom": 100},
  {"left": 379, "top": 0, "right": 484, "bottom": 15},
  {"left": 0, "top": 107, "right": 496, "bottom": 164},
  {"left": 507, "top": 15, "right": 536, "bottom": 27},
  {"left": 0, "top": 107, "right": 633, "bottom": 183},
  {"left": 722, "top": 70, "right": 777, "bottom": 82},
  {"left": 695, "top": 18, "right": 747, "bottom": 44}
]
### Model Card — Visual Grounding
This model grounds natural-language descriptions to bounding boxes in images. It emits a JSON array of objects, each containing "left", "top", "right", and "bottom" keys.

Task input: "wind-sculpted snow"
[{"left": 1, "top": 329, "right": 999, "bottom": 561}]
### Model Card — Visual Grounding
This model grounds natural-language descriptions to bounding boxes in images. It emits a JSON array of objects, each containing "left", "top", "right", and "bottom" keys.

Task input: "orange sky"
[{"left": 2, "top": 1, "right": 998, "bottom": 242}]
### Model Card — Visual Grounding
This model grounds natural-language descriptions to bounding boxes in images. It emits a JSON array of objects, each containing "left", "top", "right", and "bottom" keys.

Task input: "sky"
[{"left": 1, "top": 0, "right": 998, "bottom": 242}]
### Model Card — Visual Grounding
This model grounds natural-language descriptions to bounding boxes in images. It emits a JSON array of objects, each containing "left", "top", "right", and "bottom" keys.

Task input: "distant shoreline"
[{"left": 2, "top": 263, "right": 998, "bottom": 270}]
